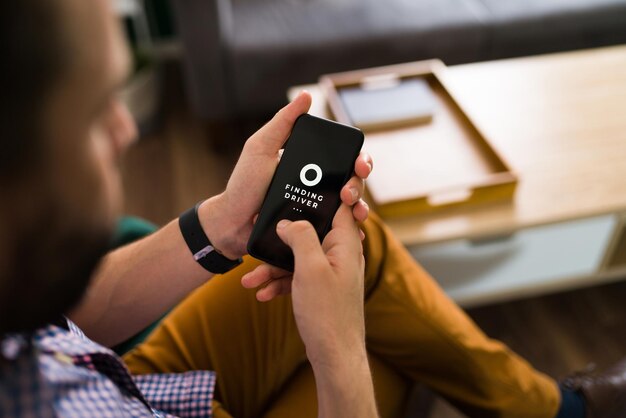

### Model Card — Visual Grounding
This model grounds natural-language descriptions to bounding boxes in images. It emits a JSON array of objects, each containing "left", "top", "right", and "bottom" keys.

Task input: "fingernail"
[
  {"left": 350, "top": 187, "right": 359, "bottom": 202},
  {"left": 295, "top": 90, "right": 307, "bottom": 101},
  {"left": 361, "top": 153, "right": 373, "bottom": 171},
  {"left": 277, "top": 219, "right": 292, "bottom": 229}
]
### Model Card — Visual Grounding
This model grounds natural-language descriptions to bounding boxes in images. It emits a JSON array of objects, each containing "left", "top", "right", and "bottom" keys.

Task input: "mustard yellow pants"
[{"left": 123, "top": 212, "right": 560, "bottom": 418}]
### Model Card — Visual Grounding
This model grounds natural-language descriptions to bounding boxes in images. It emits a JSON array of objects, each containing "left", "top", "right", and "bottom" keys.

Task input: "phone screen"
[{"left": 247, "top": 114, "right": 364, "bottom": 271}]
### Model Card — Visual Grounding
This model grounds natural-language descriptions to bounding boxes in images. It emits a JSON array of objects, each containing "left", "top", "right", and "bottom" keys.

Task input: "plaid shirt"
[{"left": 0, "top": 318, "right": 216, "bottom": 418}]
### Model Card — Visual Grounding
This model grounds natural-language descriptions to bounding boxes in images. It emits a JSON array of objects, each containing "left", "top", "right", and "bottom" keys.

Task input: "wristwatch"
[{"left": 178, "top": 201, "right": 243, "bottom": 274}]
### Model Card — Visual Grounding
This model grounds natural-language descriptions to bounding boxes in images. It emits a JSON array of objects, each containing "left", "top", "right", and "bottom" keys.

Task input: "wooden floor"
[{"left": 122, "top": 66, "right": 626, "bottom": 417}]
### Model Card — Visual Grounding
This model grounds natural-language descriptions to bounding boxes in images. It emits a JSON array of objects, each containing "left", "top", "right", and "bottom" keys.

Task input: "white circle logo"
[{"left": 300, "top": 163, "right": 322, "bottom": 187}]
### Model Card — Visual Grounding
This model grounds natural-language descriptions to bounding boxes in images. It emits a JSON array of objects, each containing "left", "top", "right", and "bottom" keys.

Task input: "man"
[{"left": 0, "top": 1, "right": 624, "bottom": 417}]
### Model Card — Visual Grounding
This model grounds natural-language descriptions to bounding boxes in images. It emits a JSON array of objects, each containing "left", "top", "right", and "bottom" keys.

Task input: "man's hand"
[
  {"left": 276, "top": 204, "right": 365, "bottom": 361},
  {"left": 197, "top": 91, "right": 372, "bottom": 260},
  {"left": 272, "top": 204, "right": 378, "bottom": 417}
]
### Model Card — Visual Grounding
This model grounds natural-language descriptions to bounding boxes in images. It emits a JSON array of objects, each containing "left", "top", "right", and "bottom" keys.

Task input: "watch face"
[{"left": 247, "top": 114, "right": 364, "bottom": 271}]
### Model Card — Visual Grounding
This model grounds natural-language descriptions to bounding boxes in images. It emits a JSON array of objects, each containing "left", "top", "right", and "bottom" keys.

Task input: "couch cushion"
[
  {"left": 474, "top": 0, "right": 626, "bottom": 58},
  {"left": 227, "top": 0, "right": 487, "bottom": 113},
  {"left": 232, "top": 0, "right": 485, "bottom": 50}
]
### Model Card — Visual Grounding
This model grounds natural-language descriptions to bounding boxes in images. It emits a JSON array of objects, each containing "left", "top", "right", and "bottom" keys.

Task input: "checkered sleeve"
[{"left": 134, "top": 371, "right": 217, "bottom": 418}]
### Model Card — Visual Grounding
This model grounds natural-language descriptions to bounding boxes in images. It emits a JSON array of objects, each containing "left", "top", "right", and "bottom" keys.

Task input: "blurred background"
[{"left": 115, "top": 1, "right": 626, "bottom": 416}]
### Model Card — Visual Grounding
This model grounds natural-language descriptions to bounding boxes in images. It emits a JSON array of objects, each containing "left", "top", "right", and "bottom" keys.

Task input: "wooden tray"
[{"left": 319, "top": 59, "right": 518, "bottom": 218}]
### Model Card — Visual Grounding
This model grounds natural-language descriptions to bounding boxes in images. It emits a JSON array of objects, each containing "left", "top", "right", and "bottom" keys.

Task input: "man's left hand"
[{"left": 199, "top": 91, "right": 373, "bottom": 264}]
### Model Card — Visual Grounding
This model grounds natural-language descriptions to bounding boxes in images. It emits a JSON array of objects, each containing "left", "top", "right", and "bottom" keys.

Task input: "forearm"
[
  {"left": 311, "top": 346, "right": 379, "bottom": 418},
  {"left": 68, "top": 217, "right": 215, "bottom": 346}
]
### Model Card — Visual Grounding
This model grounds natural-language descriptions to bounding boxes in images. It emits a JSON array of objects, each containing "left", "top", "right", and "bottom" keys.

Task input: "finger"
[
  {"left": 354, "top": 152, "right": 373, "bottom": 180},
  {"left": 241, "top": 263, "right": 291, "bottom": 289},
  {"left": 360, "top": 229, "right": 365, "bottom": 241},
  {"left": 352, "top": 199, "right": 369, "bottom": 223},
  {"left": 276, "top": 219, "right": 326, "bottom": 271},
  {"left": 324, "top": 204, "right": 363, "bottom": 268},
  {"left": 330, "top": 204, "right": 362, "bottom": 251},
  {"left": 248, "top": 91, "right": 312, "bottom": 154},
  {"left": 340, "top": 176, "right": 365, "bottom": 205},
  {"left": 256, "top": 278, "right": 293, "bottom": 302},
  {"left": 332, "top": 203, "right": 361, "bottom": 234}
]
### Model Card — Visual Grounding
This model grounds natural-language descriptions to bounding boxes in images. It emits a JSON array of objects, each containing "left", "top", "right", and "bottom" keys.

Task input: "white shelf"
[{"left": 410, "top": 215, "right": 619, "bottom": 307}]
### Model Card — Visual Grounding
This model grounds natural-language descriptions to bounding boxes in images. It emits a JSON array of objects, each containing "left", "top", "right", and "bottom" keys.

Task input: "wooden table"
[{"left": 289, "top": 45, "right": 626, "bottom": 307}]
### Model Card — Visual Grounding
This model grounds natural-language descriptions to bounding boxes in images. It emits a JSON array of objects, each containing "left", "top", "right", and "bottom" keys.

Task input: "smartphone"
[{"left": 247, "top": 114, "right": 364, "bottom": 271}]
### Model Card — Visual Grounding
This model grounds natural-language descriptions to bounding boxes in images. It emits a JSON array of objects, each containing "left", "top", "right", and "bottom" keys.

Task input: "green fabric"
[
  {"left": 109, "top": 216, "right": 168, "bottom": 356},
  {"left": 111, "top": 216, "right": 158, "bottom": 248}
]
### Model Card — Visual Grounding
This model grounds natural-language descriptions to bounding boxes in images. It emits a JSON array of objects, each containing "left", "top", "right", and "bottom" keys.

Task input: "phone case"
[{"left": 247, "top": 114, "right": 364, "bottom": 271}]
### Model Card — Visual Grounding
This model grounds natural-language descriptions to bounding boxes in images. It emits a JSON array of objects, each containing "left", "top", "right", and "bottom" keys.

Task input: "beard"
[{"left": 0, "top": 196, "right": 114, "bottom": 335}]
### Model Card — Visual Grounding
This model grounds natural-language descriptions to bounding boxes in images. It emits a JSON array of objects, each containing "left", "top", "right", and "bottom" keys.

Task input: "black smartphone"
[{"left": 247, "top": 114, "right": 364, "bottom": 271}]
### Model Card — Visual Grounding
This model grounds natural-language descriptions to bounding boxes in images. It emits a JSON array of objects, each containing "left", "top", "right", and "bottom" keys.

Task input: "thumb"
[
  {"left": 331, "top": 204, "right": 361, "bottom": 247},
  {"left": 322, "top": 204, "right": 363, "bottom": 264},
  {"left": 332, "top": 203, "right": 360, "bottom": 233},
  {"left": 276, "top": 219, "right": 326, "bottom": 270},
  {"left": 248, "top": 91, "right": 312, "bottom": 154}
]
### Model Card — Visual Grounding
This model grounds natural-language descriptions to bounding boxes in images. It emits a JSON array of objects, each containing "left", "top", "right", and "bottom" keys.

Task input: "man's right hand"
[
  {"left": 276, "top": 203, "right": 365, "bottom": 361},
  {"left": 275, "top": 204, "right": 378, "bottom": 418}
]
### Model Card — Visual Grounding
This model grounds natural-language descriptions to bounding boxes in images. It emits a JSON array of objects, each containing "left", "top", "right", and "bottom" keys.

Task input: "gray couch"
[{"left": 171, "top": 0, "right": 626, "bottom": 119}]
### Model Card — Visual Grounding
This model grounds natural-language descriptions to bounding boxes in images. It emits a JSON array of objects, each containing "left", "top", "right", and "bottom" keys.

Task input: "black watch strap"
[{"left": 178, "top": 202, "right": 243, "bottom": 274}]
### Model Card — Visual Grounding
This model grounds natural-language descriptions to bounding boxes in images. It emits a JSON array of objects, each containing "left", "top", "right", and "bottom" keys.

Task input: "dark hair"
[{"left": 0, "top": 1, "right": 66, "bottom": 180}]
